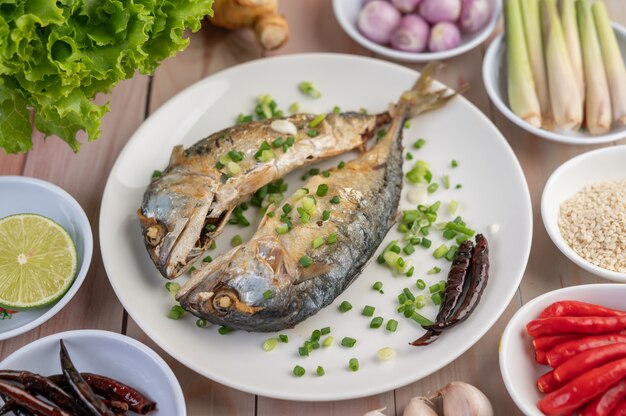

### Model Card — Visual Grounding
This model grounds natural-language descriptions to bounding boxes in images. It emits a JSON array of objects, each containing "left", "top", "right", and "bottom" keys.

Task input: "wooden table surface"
[{"left": 1, "top": 1, "right": 625, "bottom": 414}]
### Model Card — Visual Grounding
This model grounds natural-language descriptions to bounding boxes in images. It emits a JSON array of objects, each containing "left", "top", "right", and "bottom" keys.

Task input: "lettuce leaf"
[{"left": 0, "top": 0, "right": 214, "bottom": 154}]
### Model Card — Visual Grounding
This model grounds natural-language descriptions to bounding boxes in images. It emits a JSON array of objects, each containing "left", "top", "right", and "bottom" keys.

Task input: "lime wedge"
[{"left": 0, "top": 214, "right": 77, "bottom": 309}]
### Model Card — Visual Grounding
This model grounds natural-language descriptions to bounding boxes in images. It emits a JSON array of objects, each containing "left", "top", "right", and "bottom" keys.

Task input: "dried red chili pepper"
[
  {"left": 538, "top": 358, "right": 626, "bottom": 415},
  {"left": 580, "top": 380, "right": 626, "bottom": 416},
  {"left": 547, "top": 335, "right": 626, "bottom": 368},
  {"left": 0, "top": 380, "right": 70, "bottom": 416}
]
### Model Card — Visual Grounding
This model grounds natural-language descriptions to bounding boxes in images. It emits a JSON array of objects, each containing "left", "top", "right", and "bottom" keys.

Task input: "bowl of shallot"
[
  {"left": 483, "top": 0, "right": 626, "bottom": 145},
  {"left": 332, "top": 0, "right": 502, "bottom": 62}
]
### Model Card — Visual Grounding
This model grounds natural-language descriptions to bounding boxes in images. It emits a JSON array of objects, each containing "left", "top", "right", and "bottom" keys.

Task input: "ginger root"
[{"left": 210, "top": 0, "right": 290, "bottom": 50}]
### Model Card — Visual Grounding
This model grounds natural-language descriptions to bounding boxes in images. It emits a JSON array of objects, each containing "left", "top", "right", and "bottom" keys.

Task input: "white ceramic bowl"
[
  {"left": 333, "top": 0, "right": 502, "bottom": 62},
  {"left": 0, "top": 176, "right": 93, "bottom": 340},
  {"left": 0, "top": 330, "right": 186, "bottom": 415},
  {"left": 542, "top": 145, "right": 626, "bottom": 282},
  {"left": 500, "top": 284, "right": 626, "bottom": 416},
  {"left": 483, "top": 23, "right": 626, "bottom": 145}
]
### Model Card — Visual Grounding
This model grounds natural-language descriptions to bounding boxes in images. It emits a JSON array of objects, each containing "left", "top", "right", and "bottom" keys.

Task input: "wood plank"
[
  {"left": 0, "top": 154, "right": 25, "bottom": 175},
  {"left": 0, "top": 75, "right": 149, "bottom": 359}
]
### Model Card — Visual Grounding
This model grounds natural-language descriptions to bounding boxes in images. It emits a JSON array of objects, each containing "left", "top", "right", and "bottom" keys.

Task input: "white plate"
[
  {"left": 0, "top": 176, "right": 92, "bottom": 341},
  {"left": 0, "top": 329, "right": 186, "bottom": 415},
  {"left": 333, "top": 0, "right": 502, "bottom": 62},
  {"left": 483, "top": 23, "right": 626, "bottom": 145},
  {"left": 542, "top": 145, "right": 626, "bottom": 282},
  {"left": 500, "top": 284, "right": 626, "bottom": 416},
  {"left": 100, "top": 54, "right": 532, "bottom": 401}
]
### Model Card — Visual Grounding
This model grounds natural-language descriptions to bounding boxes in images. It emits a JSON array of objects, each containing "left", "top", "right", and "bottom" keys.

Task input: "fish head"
[
  {"left": 138, "top": 171, "right": 218, "bottom": 279},
  {"left": 176, "top": 236, "right": 299, "bottom": 330}
]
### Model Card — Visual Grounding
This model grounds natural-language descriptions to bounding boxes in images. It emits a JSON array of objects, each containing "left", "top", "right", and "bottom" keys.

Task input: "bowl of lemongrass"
[{"left": 483, "top": 0, "right": 626, "bottom": 145}]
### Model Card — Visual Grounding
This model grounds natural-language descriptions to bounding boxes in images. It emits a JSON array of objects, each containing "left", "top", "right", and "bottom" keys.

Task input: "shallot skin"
[
  {"left": 390, "top": 15, "right": 430, "bottom": 52},
  {"left": 357, "top": 1, "right": 402, "bottom": 44},
  {"left": 428, "top": 22, "right": 461, "bottom": 52},
  {"left": 419, "top": 0, "right": 462, "bottom": 24}
]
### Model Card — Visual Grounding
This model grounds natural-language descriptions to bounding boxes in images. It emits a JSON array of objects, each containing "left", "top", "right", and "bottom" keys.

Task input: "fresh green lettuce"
[{"left": 0, "top": 0, "right": 214, "bottom": 153}]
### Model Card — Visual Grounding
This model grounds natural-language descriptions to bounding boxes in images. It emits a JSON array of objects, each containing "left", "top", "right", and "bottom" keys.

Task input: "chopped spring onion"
[
  {"left": 311, "top": 329, "right": 321, "bottom": 341},
  {"left": 420, "top": 238, "right": 432, "bottom": 248},
  {"left": 410, "top": 312, "right": 434, "bottom": 326},
  {"left": 415, "top": 295, "right": 426, "bottom": 309},
  {"left": 230, "top": 235, "right": 243, "bottom": 247},
  {"left": 218, "top": 326, "right": 233, "bottom": 335},
  {"left": 228, "top": 150, "right": 244, "bottom": 162},
  {"left": 275, "top": 224, "right": 289, "bottom": 235},
  {"left": 323, "top": 336, "right": 334, "bottom": 347},
  {"left": 299, "top": 255, "right": 313, "bottom": 268},
  {"left": 333, "top": 105, "right": 341, "bottom": 114},
  {"left": 293, "top": 365, "right": 306, "bottom": 377},
  {"left": 431, "top": 292, "right": 443, "bottom": 305},
  {"left": 326, "top": 233, "right": 337, "bottom": 245},
  {"left": 403, "top": 288, "right": 415, "bottom": 301},
  {"left": 341, "top": 337, "right": 357, "bottom": 348},
  {"left": 377, "top": 347, "right": 396, "bottom": 361},
  {"left": 316, "top": 184, "right": 329, "bottom": 197},
  {"left": 263, "top": 338, "right": 278, "bottom": 352},
  {"left": 445, "top": 245, "right": 458, "bottom": 261},
  {"left": 376, "top": 128, "right": 387, "bottom": 139},
  {"left": 349, "top": 358, "right": 359, "bottom": 372},
  {"left": 298, "top": 346, "right": 309, "bottom": 357},
  {"left": 429, "top": 282, "right": 445, "bottom": 294},
  {"left": 226, "top": 161, "right": 241, "bottom": 175},
  {"left": 196, "top": 319, "right": 208, "bottom": 328},
  {"left": 263, "top": 290, "right": 273, "bottom": 300},
  {"left": 427, "top": 267, "right": 442, "bottom": 275},
  {"left": 292, "top": 188, "right": 309, "bottom": 200},
  {"left": 279, "top": 334, "right": 289, "bottom": 343},
  {"left": 370, "top": 317, "right": 384, "bottom": 328},
  {"left": 322, "top": 210, "right": 331, "bottom": 221},
  {"left": 167, "top": 305, "right": 185, "bottom": 320},
  {"left": 362, "top": 305, "right": 375, "bottom": 317},
  {"left": 209, "top": 241, "right": 217, "bottom": 250},
  {"left": 306, "top": 129, "right": 318, "bottom": 137},
  {"left": 257, "top": 150, "right": 274, "bottom": 163},
  {"left": 442, "top": 175, "right": 450, "bottom": 189},
  {"left": 165, "top": 282, "right": 181, "bottom": 294},
  {"left": 337, "top": 161, "right": 346, "bottom": 169},
  {"left": 404, "top": 120, "right": 411, "bottom": 129},
  {"left": 202, "top": 256, "right": 213, "bottom": 263},
  {"left": 413, "top": 138, "right": 426, "bottom": 149},
  {"left": 189, "top": 266, "right": 196, "bottom": 273},
  {"left": 289, "top": 102, "right": 300, "bottom": 113},
  {"left": 445, "top": 222, "right": 475, "bottom": 236},
  {"left": 297, "top": 207, "right": 310, "bottom": 224},
  {"left": 322, "top": 171, "right": 331, "bottom": 178},
  {"left": 386, "top": 319, "right": 398, "bottom": 332},
  {"left": 443, "top": 229, "right": 456, "bottom": 240},
  {"left": 373, "top": 281, "right": 383, "bottom": 291},
  {"left": 433, "top": 244, "right": 449, "bottom": 259},
  {"left": 360, "top": 108, "right": 368, "bottom": 114},
  {"left": 448, "top": 200, "right": 459, "bottom": 216},
  {"left": 308, "top": 114, "right": 326, "bottom": 128},
  {"left": 312, "top": 236, "right": 324, "bottom": 249},
  {"left": 330, "top": 196, "right": 340, "bottom": 204},
  {"left": 403, "top": 244, "right": 415, "bottom": 255},
  {"left": 339, "top": 301, "right": 352, "bottom": 312},
  {"left": 389, "top": 244, "right": 401, "bottom": 254},
  {"left": 298, "top": 81, "right": 321, "bottom": 98},
  {"left": 316, "top": 366, "right": 325, "bottom": 376},
  {"left": 406, "top": 160, "right": 432, "bottom": 184},
  {"left": 406, "top": 152, "right": 414, "bottom": 160},
  {"left": 302, "top": 169, "right": 320, "bottom": 181},
  {"left": 151, "top": 170, "right": 162, "bottom": 179},
  {"left": 427, "top": 183, "right": 439, "bottom": 193},
  {"left": 451, "top": 159, "right": 458, "bottom": 167}
]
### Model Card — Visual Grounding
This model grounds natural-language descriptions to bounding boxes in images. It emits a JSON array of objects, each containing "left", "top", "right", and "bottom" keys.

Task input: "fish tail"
[{"left": 395, "top": 62, "right": 468, "bottom": 120}]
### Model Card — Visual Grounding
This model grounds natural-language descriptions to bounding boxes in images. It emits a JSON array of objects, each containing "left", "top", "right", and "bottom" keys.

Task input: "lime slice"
[{"left": 0, "top": 214, "right": 77, "bottom": 309}]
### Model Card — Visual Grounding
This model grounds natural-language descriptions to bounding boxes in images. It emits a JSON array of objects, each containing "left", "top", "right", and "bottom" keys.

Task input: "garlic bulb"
[
  {"left": 270, "top": 119, "right": 298, "bottom": 136},
  {"left": 363, "top": 407, "right": 388, "bottom": 416},
  {"left": 435, "top": 382, "right": 493, "bottom": 416},
  {"left": 403, "top": 397, "right": 438, "bottom": 416}
]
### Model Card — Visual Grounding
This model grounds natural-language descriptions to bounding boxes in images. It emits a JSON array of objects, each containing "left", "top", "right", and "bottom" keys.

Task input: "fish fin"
[
  {"left": 397, "top": 62, "right": 468, "bottom": 120},
  {"left": 169, "top": 145, "right": 185, "bottom": 167}
]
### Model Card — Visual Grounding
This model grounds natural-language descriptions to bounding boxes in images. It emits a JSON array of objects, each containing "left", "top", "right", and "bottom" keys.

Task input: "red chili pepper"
[
  {"left": 537, "top": 371, "right": 562, "bottom": 394},
  {"left": 537, "top": 358, "right": 626, "bottom": 415},
  {"left": 527, "top": 316, "right": 626, "bottom": 338},
  {"left": 533, "top": 334, "right": 581, "bottom": 351},
  {"left": 536, "top": 349, "right": 549, "bottom": 365},
  {"left": 547, "top": 335, "right": 626, "bottom": 368},
  {"left": 610, "top": 400, "right": 626, "bottom": 416},
  {"left": 555, "top": 344, "right": 626, "bottom": 383},
  {"left": 580, "top": 380, "right": 626, "bottom": 416},
  {"left": 540, "top": 301, "right": 626, "bottom": 319}
]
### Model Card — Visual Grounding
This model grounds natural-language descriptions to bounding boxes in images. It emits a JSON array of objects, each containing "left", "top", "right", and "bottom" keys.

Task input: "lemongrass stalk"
[
  {"left": 520, "top": 0, "right": 552, "bottom": 129},
  {"left": 542, "top": 0, "right": 583, "bottom": 131},
  {"left": 506, "top": 0, "right": 541, "bottom": 127},
  {"left": 576, "top": 0, "right": 611, "bottom": 135},
  {"left": 593, "top": 1, "right": 626, "bottom": 126},
  {"left": 561, "top": 0, "right": 585, "bottom": 102}
]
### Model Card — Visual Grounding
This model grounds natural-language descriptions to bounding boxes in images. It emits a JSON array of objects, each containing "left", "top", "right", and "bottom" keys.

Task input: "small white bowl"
[
  {"left": 500, "top": 284, "right": 626, "bottom": 416},
  {"left": 0, "top": 330, "right": 186, "bottom": 415},
  {"left": 333, "top": 0, "right": 502, "bottom": 62},
  {"left": 483, "top": 23, "right": 626, "bottom": 145},
  {"left": 542, "top": 146, "right": 626, "bottom": 282},
  {"left": 0, "top": 176, "right": 93, "bottom": 340}
]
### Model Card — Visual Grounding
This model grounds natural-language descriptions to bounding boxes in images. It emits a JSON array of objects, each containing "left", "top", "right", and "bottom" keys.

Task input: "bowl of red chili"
[{"left": 500, "top": 284, "right": 626, "bottom": 416}]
